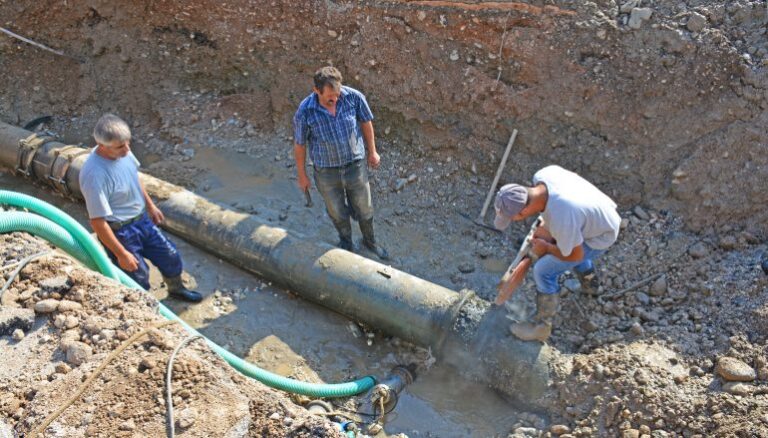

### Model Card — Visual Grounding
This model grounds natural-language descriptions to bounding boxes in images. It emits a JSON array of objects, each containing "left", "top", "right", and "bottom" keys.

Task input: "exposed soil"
[
  {"left": 2, "top": 1, "right": 768, "bottom": 437},
  {"left": 0, "top": 232, "right": 343, "bottom": 437}
]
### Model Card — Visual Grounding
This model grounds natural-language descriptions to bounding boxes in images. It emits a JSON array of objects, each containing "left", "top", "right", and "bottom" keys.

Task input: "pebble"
[
  {"left": 630, "top": 322, "right": 645, "bottom": 336},
  {"left": 716, "top": 357, "right": 756, "bottom": 382},
  {"left": 177, "top": 408, "right": 197, "bottom": 429},
  {"left": 628, "top": 7, "right": 653, "bottom": 29},
  {"left": 620, "top": 218, "right": 630, "bottom": 230},
  {"left": 12, "top": 329, "right": 24, "bottom": 341},
  {"left": 269, "top": 412, "right": 281, "bottom": 420},
  {"left": 394, "top": 178, "right": 408, "bottom": 192},
  {"left": 722, "top": 381, "right": 752, "bottom": 396},
  {"left": 457, "top": 262, "right": 475, "bottom": 274},
  {"left": 119, "top": 419, "right": 136, "bottom": 431},
  {"left": 34, "top": 299, "right": 60, "bottom": 314},
  {"left": 39, "top": 276, "right": 72, "bottom": 292},
  {"left": 58, "top": 300, "right": 83, "bottom": 312},
  {"left": 512, "top": 427, "right": 539, "bottom": 437},
  {"left": 622, "top": 430, "right": 640, "bottom": 438},
  {"left": 718, "top": 235, "right": 737, "bottom": 250},
  {"left": 65, "top": 341, "right": 93, "bottom": 366},
  {"left": 633, "top": 206, "right": 650, "bottom": 221},
  {"left": 635, "top": 291, "right": 650, "bottom": 305},
  {"left": 686, "top": 11, "right": 708, "bottom": 33},
  {"left": 551, "top": 424, "right": 571, "bottom": 435},
  {"left": 649, "top": 276, "right": 667, "bottom": 297},
  {"left": 64, "top": 315, "right": 79, "bottom": 329},
  {"left": 688, "top": 242, "right": 709, "bottom": 259},
  {"left": 327, "top": 30, "right": 337, "bottom": 38},
  {"left": 55, "top": 363, "right": 71, "bottom": 374}
]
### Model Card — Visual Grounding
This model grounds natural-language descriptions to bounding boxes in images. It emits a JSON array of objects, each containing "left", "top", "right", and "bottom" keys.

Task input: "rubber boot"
[
  {"left": 335, "top": 219, "right": 354, "bottom": 251},
  {"left": 359, "top": 218, "right": 390, "bottom": 261},
  {"left": 163, "top": 275, "right": 203, "bottom": 303},
  {"left": 576, "top": 267, "right": 600, "bottom": 296},
  {"left": 510, "top": 292, "right": 559, "bottom": 342}
]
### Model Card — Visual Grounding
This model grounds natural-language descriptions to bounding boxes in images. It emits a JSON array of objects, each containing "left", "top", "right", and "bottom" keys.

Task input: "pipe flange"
[
  {"left": 16, "top": 133, "right": 56, "bottom": 178},
  {"left": 46, "top": 146, "right": 88, "bottom": 197}
]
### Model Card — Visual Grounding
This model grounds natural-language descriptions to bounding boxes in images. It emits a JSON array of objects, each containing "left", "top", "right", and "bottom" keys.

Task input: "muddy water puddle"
[{"left": 1, "top": 170, "right": 522, "bottom": 436}]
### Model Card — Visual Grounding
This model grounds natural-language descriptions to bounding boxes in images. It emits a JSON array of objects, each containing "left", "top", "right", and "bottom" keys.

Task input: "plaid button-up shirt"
[{"left": 293, "top": 86, "right": 374, "bottom": 168}]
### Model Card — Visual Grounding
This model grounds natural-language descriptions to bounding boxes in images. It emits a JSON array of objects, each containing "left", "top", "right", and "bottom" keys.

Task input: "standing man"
[
  {"left": 493, "top": 165, "right": 621, "bottom": 341},
  {"left": 293, "top": 66, "right": 389, "bottom": 260},
  {"left": 79, "top": 114, "right": 203, "bottom": 302}
]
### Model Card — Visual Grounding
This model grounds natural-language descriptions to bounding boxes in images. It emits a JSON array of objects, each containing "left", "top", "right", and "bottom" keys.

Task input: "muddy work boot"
[
  {"left": 510, "top": 293, "right": 559, "bottom": 342},
  {"left": 163, "top": 275, "right": 203, "bottom": 303},
  {"left": 575, "top": 267, "right": 600, "bottom": 296},
  {"left": 359, "top": 218, "right": 390, "bottom": 261}
]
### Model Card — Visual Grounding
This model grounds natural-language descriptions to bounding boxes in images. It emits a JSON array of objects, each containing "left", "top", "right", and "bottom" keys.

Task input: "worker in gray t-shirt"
[
  {"left": 492, "top": 165, "right": 621, "bottom": 342},
  {"left": 79, "top": 114, "right": 202, "bottom": 302}
]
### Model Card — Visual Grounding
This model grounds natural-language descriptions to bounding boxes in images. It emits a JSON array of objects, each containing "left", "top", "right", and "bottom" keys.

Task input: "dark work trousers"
[
  {"left": 105, "top": 213, "right": 183, "bottom": 290},
  {"left": 313, "top": 159, "right": 374, "bottom": 239}
]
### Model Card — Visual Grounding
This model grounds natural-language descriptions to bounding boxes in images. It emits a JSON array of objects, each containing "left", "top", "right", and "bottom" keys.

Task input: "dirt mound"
[
  {"left": 0, "top": 0, "right": 766, "bottom": 235},
  {"left": 0, "top": 232, "right": 342, "bottom": 437}
]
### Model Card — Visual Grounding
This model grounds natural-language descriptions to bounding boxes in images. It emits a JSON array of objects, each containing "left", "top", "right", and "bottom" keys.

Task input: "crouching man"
[
  {"left": 79, "top": 114, "right": 202, "bottom": 302},
  {"left": 493, "top": 165, "right": 621, "bottom": 341}
]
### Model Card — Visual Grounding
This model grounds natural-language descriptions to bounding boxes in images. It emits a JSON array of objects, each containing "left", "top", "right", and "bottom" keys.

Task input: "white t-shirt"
[
  {"left": 79, "top": 149, "right": 145, "bottom": 222},
  {"left": 533, "top": 165, "right": 621, "bottom": 256}
]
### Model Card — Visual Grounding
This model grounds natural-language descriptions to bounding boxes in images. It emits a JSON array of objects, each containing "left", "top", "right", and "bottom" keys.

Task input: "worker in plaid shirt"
[{"left": 293, "top": 66, "right": 389, "bottom": 260}]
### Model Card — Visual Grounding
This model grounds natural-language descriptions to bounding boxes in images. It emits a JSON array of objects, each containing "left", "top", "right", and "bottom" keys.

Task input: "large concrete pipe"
[{"left": 0, "top": 121, "right": 558, "bottom": 408}]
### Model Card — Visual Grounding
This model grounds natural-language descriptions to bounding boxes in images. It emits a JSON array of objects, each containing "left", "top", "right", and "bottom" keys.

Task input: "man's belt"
[{"left": 107, "top": 210, "right": 146, "bottom": 231}]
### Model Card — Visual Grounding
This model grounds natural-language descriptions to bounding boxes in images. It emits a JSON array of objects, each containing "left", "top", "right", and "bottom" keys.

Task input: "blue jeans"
[
  {"left": 105, "top": 213, "right": 183, "bottom": 289},
  {"left": 533, "top": 243, "right": 605, "bottom": 294},
  {"left": 313, "top": 159, "right": 374, "bottom": 236}
]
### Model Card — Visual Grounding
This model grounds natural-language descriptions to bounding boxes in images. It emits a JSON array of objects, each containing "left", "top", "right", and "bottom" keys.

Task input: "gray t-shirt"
[
  {"left": 533, "top": 165, "right": 621, "bottom": 256},
  {"left": 79, "top": 149, "right": 145, "bottom": 222}
]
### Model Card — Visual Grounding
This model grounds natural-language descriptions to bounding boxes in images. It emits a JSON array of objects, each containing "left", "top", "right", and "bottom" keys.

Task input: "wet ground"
[{"left": 0, "top": 169, "right": 521, "bottom": 437}]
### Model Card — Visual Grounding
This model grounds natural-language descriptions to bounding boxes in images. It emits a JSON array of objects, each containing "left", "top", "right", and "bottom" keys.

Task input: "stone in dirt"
[
  {"left": 65, "top": 341, "right": 93, "bottom": 366},
  {"left": 34, "top": 299, "right": 60, "bottom": 314},
  {"left": 551, "top": 424, "right": 571, "bottom": 435},
  {"left": 38, "top": 276, "right": 72, "bottom": 292},
  {"left": 12, "top": 328, "right": 25, "bottom": 341},
  {"left": 628, "top": 8, "right": 653, "bottom": 29},
  {"left": 177, "top": 407, "right": 197, "bottom": 429},
  {"left": 687, "top": 12, "right": 708, "bottom": 33},
  {"left": 0, "top": 307, "right": 35, "bottom": 335},
  {"left": 722, "top": 381, "right": 752, "bottom": 396},
  {"left": 688, "top": 242, "right": 709, "bottom": 259},
  {"left": 716, "top": 357, "right": 756, "bottom": 382},
  {"left": 57, "top": 300, "right": 83, "bottom": 312},
  {"left": 633, "top": 205, "right": 650, "bottom": 221},
  {"left": 649, "top": 275, "right": 667, "bottom": 296}
]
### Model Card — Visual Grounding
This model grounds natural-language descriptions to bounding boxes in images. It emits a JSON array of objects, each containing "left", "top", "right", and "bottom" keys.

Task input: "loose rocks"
[
  {"left": 687, "top": 12, "right": 708, "bottom": 33},
  {"left": 0, "top": 307, "right": 35, "bottom": 335},
  {"left": 34, "top": 299, "right": 60, "bottom": 314},
  {"left": 628, "top": 8, "right": 653, "bottom": 29},
  {"left": 65, "top": 341, "right": 93, "bottom": 366},
  {"left": 716, "top": 357, "right": 756, "bottom": 382}
]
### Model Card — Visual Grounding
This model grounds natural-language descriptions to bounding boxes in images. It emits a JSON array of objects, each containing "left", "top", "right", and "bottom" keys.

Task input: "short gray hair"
[{"left": 93, "top": 114, "right": 131, "bottom": 145}]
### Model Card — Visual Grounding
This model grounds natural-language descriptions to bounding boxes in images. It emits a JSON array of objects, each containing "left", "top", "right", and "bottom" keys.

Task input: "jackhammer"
[{"left": 495, "top": 216, "right": 543, "bottom": 305}]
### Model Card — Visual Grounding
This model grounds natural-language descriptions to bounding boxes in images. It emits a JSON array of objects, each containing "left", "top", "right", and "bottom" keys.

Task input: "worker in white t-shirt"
[{"left": 493, "top": 165, "right": 621, "bottom": 341}]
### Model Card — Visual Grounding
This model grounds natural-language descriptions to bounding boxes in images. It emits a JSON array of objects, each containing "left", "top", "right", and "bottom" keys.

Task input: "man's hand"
[
  {"left": 147, "top": 204, "right": 165, "bottom": 225},
  {"left": 530, "top": 238, "right": 551, "bottom": 257},
  {"left": 367, "top": 150, "right": 381, "bottom": 169},
  {"left": 533, "top": 226, "right": 554, "bottom": 243},
  {"left": 297, "top": 172, "right": 311, "bottom": 191},
  {"left": 117, "top": 251, "right": 139, "bottom": 272}
]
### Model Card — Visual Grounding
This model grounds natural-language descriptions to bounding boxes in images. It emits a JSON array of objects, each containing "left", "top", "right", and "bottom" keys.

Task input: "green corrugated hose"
[{"left": 0, "top": 190, "right": 375, "bottom": 398}]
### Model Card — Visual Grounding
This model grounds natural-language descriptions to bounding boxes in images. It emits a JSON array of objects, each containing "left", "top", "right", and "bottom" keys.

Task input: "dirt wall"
[{"left": 0, "top": 0, "right": 766, "bottom": 235}]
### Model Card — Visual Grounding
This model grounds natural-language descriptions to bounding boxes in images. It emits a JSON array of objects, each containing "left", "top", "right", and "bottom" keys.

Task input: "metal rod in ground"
[{"left": 476, "top": 129, "right": 518, "bottom": 224}]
